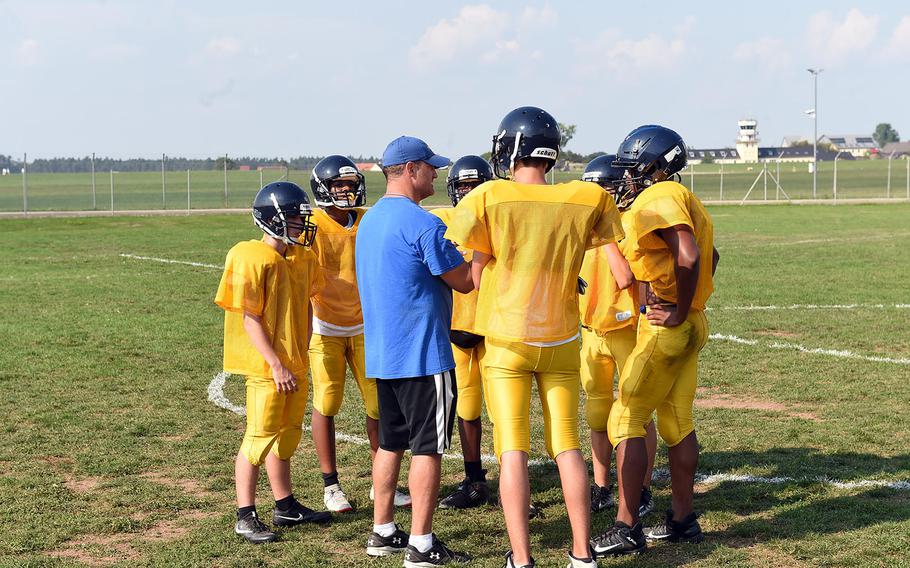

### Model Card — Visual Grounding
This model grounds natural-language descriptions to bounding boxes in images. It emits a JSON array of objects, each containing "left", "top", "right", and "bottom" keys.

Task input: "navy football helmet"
[
  {"left": 490, "top": 106, "right": 560, "bottom": 179},
  {"left": 582, "top": 154, "right": 623, "bottom": 197},
  {"left": 611, "top": 125, "right": 687, "bottom": 209},
  {"left": 252, "top": 181, "right": 317, "bottom": 247},
  {"left": 446, "top": 155, "right": 493, "bottom": 206},
  {"left": 310, "top": 155, "right": 366, "bottom": 208}
]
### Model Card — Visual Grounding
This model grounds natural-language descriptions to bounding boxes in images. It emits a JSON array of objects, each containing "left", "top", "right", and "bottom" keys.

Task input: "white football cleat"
[
  {"left": 323, "top": 483, "right": 354, "bottom": 513},
  {"left": 370, "top": 484, "right": 412, "bottom": 508}
]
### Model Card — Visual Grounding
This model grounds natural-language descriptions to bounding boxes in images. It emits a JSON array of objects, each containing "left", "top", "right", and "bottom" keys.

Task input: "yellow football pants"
[
  {"left": 608, "top": 310, "right": 708, "bottom": 448},
  {"left": 308, "top": 333, "right": 379, "bottom": 420},
  {"left": 580, "top": 325, "right": 637, "bottom": 432},
  {"left": 240, "top": 375, "right": 308, "bottom": 466},
  {"left": 452, "top": 341, "right": 485, "bottom": 421},
  {"left": 482, "top": 337, "right": 581, "bottom": 459}
]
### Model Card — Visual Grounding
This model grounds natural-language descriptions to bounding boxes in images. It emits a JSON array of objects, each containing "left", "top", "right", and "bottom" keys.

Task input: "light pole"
[{"left": 808, "top": 68, "right": 823, "bottom": 199}]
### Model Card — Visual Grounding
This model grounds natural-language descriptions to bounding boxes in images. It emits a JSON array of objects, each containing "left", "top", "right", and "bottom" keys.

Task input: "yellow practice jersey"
[
  {"left": 445, "top": 179, "right": 624, "bottom": 342},
  {"left": 578, "top": 222, "right": 637, "bottom": 333},
  {"left": 431, "top": 207, "right": 479, "bottom": 333},
  {"left": 310, "top": 208, "right": 366, "bottom": 327},
  {"left": 623, "top": 181, "right": 714, "bottom": 310},
  {"left": 215, "top": 239, "right": 321, "bottom": 379}
]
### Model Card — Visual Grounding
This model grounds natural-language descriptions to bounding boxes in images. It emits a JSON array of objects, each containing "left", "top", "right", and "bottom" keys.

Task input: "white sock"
[
  {"left": 373, "top": 522, "right": 396, "bottom": 538},
  {"left": 409, "top": 533, "right": 433, "bottom": 553}
]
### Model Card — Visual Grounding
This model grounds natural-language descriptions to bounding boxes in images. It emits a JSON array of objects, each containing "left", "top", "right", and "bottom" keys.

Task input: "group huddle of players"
[{"left": 215, "top": 105, "right": 717, "bottom": 568}]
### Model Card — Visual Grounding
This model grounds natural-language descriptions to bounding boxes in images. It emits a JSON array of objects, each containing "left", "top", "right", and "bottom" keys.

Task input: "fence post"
[
  {"left": 223, "top": 154, "right": 228, "bottom": 208},
  {"left": 719, "top": 163, "right": 724, "bottom": 201},
  {"left": 763, "top": 162, "right": 768, "bottom": 201},
  {"left": 259, "top": 168, "right": 263, "bottom": 189},
  {"left": 161, "top": 153, "right": 167, "bottom": 209},
  {"left": 110, "top": 169, "right": 114, "bottom": 212},
  {"left": 187, "top": 169, "right": 191, "bottom": 212},
  {"left": 22, "top": 152, "right": 28, "bottom": 214},
  {"left": 906, "top": 156, "right": 909, "bottom": 199},
  {"left": 832, "top": 151, "right": 843, "bottom": 201},
  {"left": 690, "top": 164, "right": 695, "bottom": 192},
  {"left": 91, "top": 152, "right": 97, "bottom": 209},
  {"left": 887, "top": 152, "right": 895, "bottom": 198}
]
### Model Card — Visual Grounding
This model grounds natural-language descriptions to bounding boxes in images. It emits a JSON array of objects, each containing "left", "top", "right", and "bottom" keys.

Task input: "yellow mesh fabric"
[
  {"left": 446, "top": 179, "right": 624, "bottom": 342},
  {"left": 310, "top": 207, "right": 365, "bottom": 327},
  {"left": 578, "top": 222, "right": 637, "bottom": 333},
  {"left": 623, "top": 181, "right": 714, "bottom": 310},
  {"left": 215, "top": 239, "right": 319, "bottom": 379},
  {"left": 431, "top": 207, "right": 478, "bottom": 333}
]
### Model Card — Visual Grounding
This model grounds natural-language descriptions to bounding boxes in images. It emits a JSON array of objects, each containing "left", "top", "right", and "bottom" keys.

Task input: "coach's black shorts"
[{"left": 376, "top": 370, "right": 457, "bottom": 455}]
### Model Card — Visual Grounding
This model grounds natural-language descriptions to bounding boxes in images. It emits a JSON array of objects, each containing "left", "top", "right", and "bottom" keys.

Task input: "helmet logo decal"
[
  {"left": 631, "top": 138, "right": 643, "bottom": 157},
  {"left": 530, "top": 148, "right": 558, "bottom": 159},
  {"left": 338, "top": 166, "right": 357, "bottom": 175},
  {"left": 458, "top": 169, "right": 479, "bottom": 179},
  {"left": 663, "top": 145, "right": 682, "bottom": 163}
]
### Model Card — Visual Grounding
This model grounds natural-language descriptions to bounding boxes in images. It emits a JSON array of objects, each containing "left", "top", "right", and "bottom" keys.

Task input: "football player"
[
  {"left": 431, "top": 155, "right": 494, "bottom": 510},
  {"left": 579, "top": 155, "right": 658, "bottom": 517},
  {"left": 445, "top": 107, "right": 632, "bottom": 568},
  {"left": 215, "top": 181, "right": 331, "bottom": 544},
  {"left": 591, "top": 126, "right": 719, "bottom": 557},
  {"left": 308, "top": 156, "right": 410, "bottom": 512}
]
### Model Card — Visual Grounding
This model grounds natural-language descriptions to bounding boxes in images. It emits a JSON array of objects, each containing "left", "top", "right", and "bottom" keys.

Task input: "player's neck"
[
  {"left": 511, "top": 165, "right": 548, "bottom": 185},
  {"left": 263, "top": 234, "right": 288, "bottom": 256},
  {"left": 325, "top": 206, "right": 349, "bottom": 225}
]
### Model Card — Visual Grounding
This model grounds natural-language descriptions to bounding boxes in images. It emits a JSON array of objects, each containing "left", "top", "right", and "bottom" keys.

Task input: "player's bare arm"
[
  {"left": 646, "top": 225, "right": 700, "bottom": 327},
  {"left": 470, "top": 251, "right": 492, "bottom": 290},
  {"left": 242, "top": 311, "right": 299, "bottom": 393},
  {"left": 712, "top": 246, "right": 720, "bottom": 276},
  {"left": 604, "top": 241, "right": 634, "bottom": 290},
  {"left": 440, "top": 261, "right": 474, "bottom": 294}
]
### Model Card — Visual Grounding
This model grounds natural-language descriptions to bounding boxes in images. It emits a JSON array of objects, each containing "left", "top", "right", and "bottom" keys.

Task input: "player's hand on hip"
[
  {"left": 646, "top": 305, "right": 684, "bottom": 327},
  {"left": 271, "top": 363, "right": 299, "bottom": 393}
]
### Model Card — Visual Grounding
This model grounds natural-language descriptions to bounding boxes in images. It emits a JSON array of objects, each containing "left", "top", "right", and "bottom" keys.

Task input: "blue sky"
[{"left": 3, "top": 1, "right": 909, "bottom": 159}]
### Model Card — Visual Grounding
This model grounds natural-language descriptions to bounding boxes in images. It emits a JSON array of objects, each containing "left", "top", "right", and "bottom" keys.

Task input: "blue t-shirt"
[{"left": 356, "top": 197, "right": 465, "bottom": 379}]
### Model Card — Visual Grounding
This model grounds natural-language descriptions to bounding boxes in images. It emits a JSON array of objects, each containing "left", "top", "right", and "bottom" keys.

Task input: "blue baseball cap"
[{"left": 381, "top": 136, "right": 450, "bottom": 169}]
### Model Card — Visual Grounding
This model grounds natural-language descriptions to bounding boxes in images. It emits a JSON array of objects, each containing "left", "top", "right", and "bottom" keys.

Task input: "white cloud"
[
  {"left": 205, "top": 36, "right": 242, "bottom": 58},
  {"left": 573, "top": 19, "right": 694, "bottom": 78},
  {"left": 520, "top": 4, "right": 557, "bottom": 28},
  {"left": 807, "top": 9, "right": 878, "bottom": 64},
  {"left": 409, "top": 5, "right": 506, "bottom": 70},
  {"left": 16, "top": 39, "right": 40, "bottom": 67},
  {"left": 481, "top": 39, "right": 521, "bottom": 64},
  {"left": 885, "top": 15, "right": 910, "bottom": 59},
  {"left": 733, "top": 37, "right": 790, "bottom": 71}
]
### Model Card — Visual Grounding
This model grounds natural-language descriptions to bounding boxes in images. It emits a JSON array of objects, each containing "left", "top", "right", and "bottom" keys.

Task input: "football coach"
[{"left": 356, "top": 136, "right": 473, "bottom": 565}]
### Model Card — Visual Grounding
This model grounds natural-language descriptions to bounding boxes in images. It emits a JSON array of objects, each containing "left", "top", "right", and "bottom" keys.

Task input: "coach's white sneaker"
[
  {"left": 567, "top": 550, "right": 598, "bottom": 567},
  {"left": 370, "top": 484, "right": 412, "bottom": 508},
  {"left": 323, "top": 483, "right": 354, "bottom": 513}
]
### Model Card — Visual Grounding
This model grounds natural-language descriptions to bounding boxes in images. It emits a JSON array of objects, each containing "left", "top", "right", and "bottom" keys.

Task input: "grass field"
[
  {"left": 1, "top": 203, "right": 909, "bottom": 567},
  {"left": 2, "top": 158, "right": 910, "bottom": 212}
]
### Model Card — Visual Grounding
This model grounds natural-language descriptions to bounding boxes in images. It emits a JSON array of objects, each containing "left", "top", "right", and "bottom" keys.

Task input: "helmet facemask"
[
  {"left": 253, "top": 193, "right": 317, "bottom": 247},
  {"left": 326, "top": 176, "right": 366, "bottom": 209}
]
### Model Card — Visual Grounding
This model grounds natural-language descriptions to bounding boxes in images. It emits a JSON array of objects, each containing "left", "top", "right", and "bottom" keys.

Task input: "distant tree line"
[{"left": 0, "top": 154, "right": 381, "bottom": 174}]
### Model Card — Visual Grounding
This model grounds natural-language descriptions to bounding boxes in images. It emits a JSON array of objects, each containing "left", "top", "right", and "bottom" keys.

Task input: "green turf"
[
  {"left": 0, "top": 204, "right": 908, "bottom": 566},
  {"left": 2, "top": 158, "right": 909, "bottom": 212}
]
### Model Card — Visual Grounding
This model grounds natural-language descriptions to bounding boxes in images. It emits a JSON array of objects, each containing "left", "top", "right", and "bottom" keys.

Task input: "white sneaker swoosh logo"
[
  {"left": 276, "top": 513, "right": 303, "bottom": 521},
  {"left": 595, "top": 542, "right": 622, "bottom": 552}
]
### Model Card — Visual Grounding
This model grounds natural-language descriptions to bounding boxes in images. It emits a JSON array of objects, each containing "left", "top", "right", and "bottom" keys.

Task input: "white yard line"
[
  {"left": 208, "top": 372, "right": 909, "bottom": 490},
  {"left": 709, "top": 334, "right": 910, "bottom": 365},
  {"left": 711, "top": 303, "right": 909, "bottom": 311},
  {"left": 120, "top": 253, "right": 222, "bottom": 269}
]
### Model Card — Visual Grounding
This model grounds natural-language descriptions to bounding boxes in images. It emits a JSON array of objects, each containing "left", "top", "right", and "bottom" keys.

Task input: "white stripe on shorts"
[{"left": 434, "top": 370, "right": 456, "bottom": 454}]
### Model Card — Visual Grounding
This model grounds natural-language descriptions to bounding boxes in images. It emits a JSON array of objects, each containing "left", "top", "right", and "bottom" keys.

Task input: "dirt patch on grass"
[
  {"left": 138, "top": 470, "right": 212, "bottom": 498},
  {"left": 45, "top": 510, "right": 208, "bottom": 565},
  {"left": 756, "top": 329, "right": 800, "bottom": 339},
  {"left": 746, "top": 545, "right": 811, "bottom": 567},
  {"left": 696, "top": 392, "right": 820, "bottom": 422},
  {"left": 158, "top": 434, "right": 191, "bottom": 442},
  {"left": 63, "top": 474, "right": 102, "bottom": 494}
]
